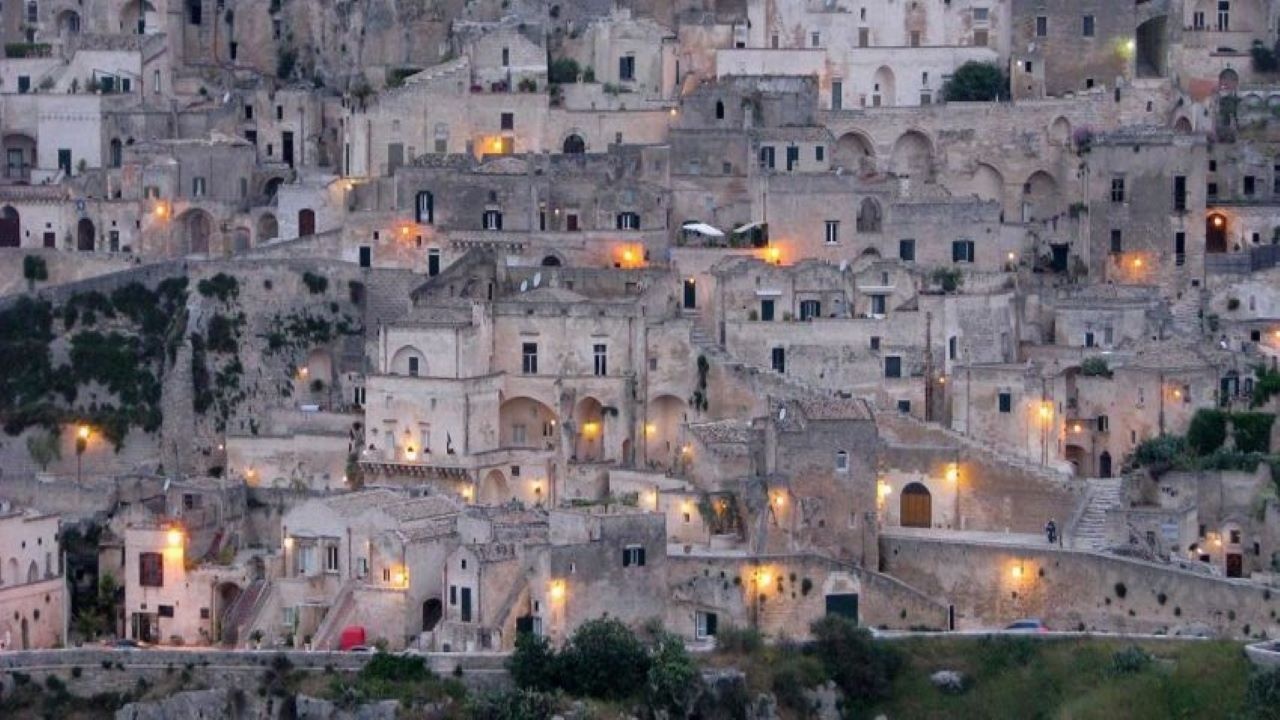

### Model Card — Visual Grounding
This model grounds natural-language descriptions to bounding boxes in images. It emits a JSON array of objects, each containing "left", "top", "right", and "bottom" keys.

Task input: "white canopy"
[{"left": 681, "top": 222, "right": 724, "bottom": 238}]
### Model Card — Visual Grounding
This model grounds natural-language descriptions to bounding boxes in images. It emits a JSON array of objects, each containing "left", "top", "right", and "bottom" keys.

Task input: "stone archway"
[
  {"left": 900, "top": 482, "right": 932, "bottom": 528},
  {"left": 890, "top": 130, "right": 932, "bottom": 181},
  {"left": 0, "top": 206, "right": 20, "bottom": 247},
  {"left": 500, "top": 396, "right": 557, "bottom": 449},
  {"left": 479, "top": 469, "right": 510, "bottom": 504},
  {"left": 178, "top": 209, "right": 213, "bottom": 256},
  {"left": 834, "top": 131, "right": 875, "bottom": 172},
  {"left": 973, "top": 163, "right": 1004, "bottom": 207},
  {"left": 422, "top": 598, "right": 443, "bottom": 631},
  {"left": 77, "top": 218, "right": 95, "bottom": 251},
  {"left": 298, "top": 208, "right": 316, "bottom": 237},
  {"left": 232, "top": 227, "right": 250, "bottom": 253},
  {"left": 1098, "top": 451, "right": 1112, "bottom": 478},
  {"left": 1022, "top": 171, "right": 1060, "bottom": 222},
  {"left": 574, "top": 396, "right": 605, "bottom": 461},
  {"left": 872, "top": 66, "right": 896, "bottom": 107},
  {"left": 562, "top": 134, "right": 585, "bottom": 154}
]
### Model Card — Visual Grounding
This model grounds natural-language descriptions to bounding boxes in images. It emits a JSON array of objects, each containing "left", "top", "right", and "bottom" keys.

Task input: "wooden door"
[{"left": 901, "top": 483, "right": 932, "bottom": 528}]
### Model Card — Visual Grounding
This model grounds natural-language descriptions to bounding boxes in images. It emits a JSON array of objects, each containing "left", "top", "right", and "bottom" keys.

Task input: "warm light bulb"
[
  {"left": 1011, "top": 565, "right": 1024, "bottom": 578},
  {"left": 167, "top": 529, "right": 183, "bottom": 548},
  {"left": 550, "top": 581, "right": 565, "bottom": 600},
  {"left": 77, "top": 425, "right": 90, "bottom": 440}
]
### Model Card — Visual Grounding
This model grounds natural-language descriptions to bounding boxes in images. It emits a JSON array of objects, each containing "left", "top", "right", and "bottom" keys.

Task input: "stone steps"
[{"left": 1071, "top": 477, "right": 1124, "bottom": 551}]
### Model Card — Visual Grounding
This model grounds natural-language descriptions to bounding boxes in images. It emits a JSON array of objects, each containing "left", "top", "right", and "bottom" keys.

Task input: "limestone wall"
[{"left": 881, "top": 533, "right": 1279, "bottom": 637}]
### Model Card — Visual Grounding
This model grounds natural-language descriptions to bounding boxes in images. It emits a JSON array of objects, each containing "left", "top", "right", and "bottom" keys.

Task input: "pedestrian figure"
[{"left": 1045, "top": 518, "right": 1058, "bottom": 545}]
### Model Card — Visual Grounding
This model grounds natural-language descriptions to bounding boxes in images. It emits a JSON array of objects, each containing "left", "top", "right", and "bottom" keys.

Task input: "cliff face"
[{"left": 114, "top": 688, "right": 400, "bottom": 720}]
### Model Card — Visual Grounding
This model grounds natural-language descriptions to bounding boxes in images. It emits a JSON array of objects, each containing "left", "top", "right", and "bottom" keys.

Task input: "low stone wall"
[
  {"left": 0, "top": 648, "right": 509, "bottom": 697},
  {"left": 881, "top": 533, "right": 1279, "bottom": 638}
]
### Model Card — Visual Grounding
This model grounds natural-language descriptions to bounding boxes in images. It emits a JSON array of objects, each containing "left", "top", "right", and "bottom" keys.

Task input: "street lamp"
[{"left": 75, "top": 424, "right": 91, "bottom": 484}]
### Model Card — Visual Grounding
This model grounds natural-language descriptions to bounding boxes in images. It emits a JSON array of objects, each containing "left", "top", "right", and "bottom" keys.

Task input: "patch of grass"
[{"left": 864, "top": 637, "right": 1249, "bottom": 720}]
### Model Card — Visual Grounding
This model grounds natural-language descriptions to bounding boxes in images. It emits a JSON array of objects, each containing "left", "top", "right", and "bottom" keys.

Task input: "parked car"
[
  {"left": 346, "top": 645, "right": 377, "bottom": 653},
  {"left": 1003, "top": 619, "right": 1049, "bottom": 634},
  {"left": 104, "top": 638, "right": 148, "bottom": 650}
]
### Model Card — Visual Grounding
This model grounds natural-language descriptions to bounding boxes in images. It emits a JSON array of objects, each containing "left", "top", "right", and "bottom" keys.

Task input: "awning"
[
  {"left": 733, "top": 221, "right": 765, "bottom": 234},
  {"left": 681, "top": 222, "right": 724, "bottom": 238}
]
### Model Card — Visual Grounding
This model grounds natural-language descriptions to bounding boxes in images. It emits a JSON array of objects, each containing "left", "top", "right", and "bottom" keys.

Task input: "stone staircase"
[
  {"left": 1169, "top": 290, "right": 1204, "bottom": 337},
  {"left": 1070, "top": 477, "right": 1124, "bottom": 552},
  {"left": 311, "top": 582, "right": 357, "bottom": 651},
  {"left": 220, "top": 579, "right": 267, "bottom": 646},
  {"left": 885, "top": 411, "right": 1078, "bottom": 488}
]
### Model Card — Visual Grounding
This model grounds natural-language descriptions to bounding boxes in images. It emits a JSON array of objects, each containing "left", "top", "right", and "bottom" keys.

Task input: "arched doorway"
[
  {"left": 232, "top": 227, "right": 250, "bottom": 252},
  {"left": 574, "top": 396, "right": 605, "bottom": 461},
  {"left": 1023, "top": 171, "right": 1060, "bottom": 222},
  {"left": 900, "top": 483, "right": 932, "bottom": 528},
  {"left": 76, "top": 218, "right": 95, "bottom": 251},
  {"left": 1064, "top": 444, "right": 1088, "bottom": 477},
  {"left": 834, "top": 131, "right": 875, "bottom": 172},
  {"left": 890, "top": 131, "right": 932, "bottom": 181},
  {"left": 973, "top": 163, "right": 1004, "bottom": 207},
  {"left": 562, "top": 134, "right": 585, "bottom": 154},
  {"left": 3, "top": 133, "right": 36, "bottom": 182},
  {"left": 179, "top": 209, "right": 212, "bottom": 255},
  {"left": 298, "top": 208, "right": 316, "bottom": 237},
  {"left": 0, "top": 206, "right": 19, "bottom": 247},
  {"left": 541, "top": 255, "right": 562, "bottom": 267},
  {"left": 257, "top": 213, "right": 278, "bottom": 242},
  {"left": 1049, "top": 117, "right": 1072, "bottom": 145},
  {"left": 263, "top": 177, "right": 283, "bottom": 201},
  {"left": 57, "top": 10, "right": 81, "bottom": 35},
  {"left": 422, "top": 598, "right": 443, "bottom": 631},
  {"left": 479, "top": 469, "right": 510, "bottom": 504},
  {"left": 499, "top": 397, "right": 557, "bottom": 449},
  {"left": 872, "top": 66, "right": 896, "bottom": 107},
  {"left": 1207, "top": 213, "right": 1228, "bottom": 253},
  {"left": 1220, "top": 68, "right": 1240, "bottom": 93},
  {"left": 856, "top": 198, "right": 882, "bottom": 233},
  {"left": 1135, "top": 17, "right": 1168, "bottom": 78},
  {"left": 1098, "top": 451, "right": 1112, "bottom": 479},
  {"left": 27, "top": 560, "right": 38, "bottom": 583},
  {"left": 1174, "top": 116, "right": 1193, "bottom": 134},
  {"left": 122, "top": 0, "right": 157, "bottom": 34}
]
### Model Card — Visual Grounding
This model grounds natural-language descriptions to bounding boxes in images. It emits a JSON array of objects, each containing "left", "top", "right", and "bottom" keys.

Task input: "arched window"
[
  {"left": 856, "top": 198, "right": 882, "bottom": 233},
  {"left": 415, "top": 191, "right": 434, "bottom": 224},
  {"left": 715, "top": 101, "right": 725, "bottom": 120},
  {"left": 562, "top": 134, "right": 585, "bottom": 154}
]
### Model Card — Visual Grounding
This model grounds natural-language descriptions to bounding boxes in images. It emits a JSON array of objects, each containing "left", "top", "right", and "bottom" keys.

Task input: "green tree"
[
  {"left": 26, "top": 429, "right": 61, "bottom": 471},
  {"left": 646, "top": 632, "right": 701, "bottom": 716},
  {"left": 23, "top": 255, "right": 48, "bottom": 290},
  {"left": 507, "top": 631, "right": 560, "bottom": 691},
  {"left": 943, "top": 61, "right": 1008, "bottom": 102},
  {"left": 559, "top": 617, "right": 649, "bottom": 700},
  {"left": 1187, "top": 409, "right": 1228, "bottom": 455},
  {"left": 810, "top": 616, "right": 902, "bottom": 710}
]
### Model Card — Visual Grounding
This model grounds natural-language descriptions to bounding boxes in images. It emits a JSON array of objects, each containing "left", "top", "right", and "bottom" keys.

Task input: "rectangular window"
[
  {"left": 998, "top": 392, "right": 1012, "bottom": 413},
  {"left": 825, "top": 220, "right": 839, "bottom": 245},
  {"left": 460, "top": 587, "right": 472, "bottom": 622},
  {"left": 948, "top": 336, "right": 958, "bottom": 360},
  {"left": 1110, "top": 229, "right": 1123, "bottom": 254},
  {"left": 501, "top": 47, "right": 510, "bottom": 67},
  {"left": 325, "top": 545, "right": 339, "bottom": 572},
  {"left": 449, "top": 585, "right": 457, "bottom": 606},
  {"left": 408, "top": 356, "right": 420, "bottom": 376},
  {"left": 759, "top": 146, "right": 775, "bottom": 169},
  {"left": 884, "top": 356, "right": 902, "bottom": 379},
  {"left": 811, "top": 31, "right": 820, "bottom": 47},
  {"left": 1036, "top": 16, "right": 1048, "bottom": 37},
  {"left": 483, "top": 210, "right": 503, "bottom": 230},
  {"left": 593, "top": 344, "right": 607, "bottom": 376},
  {"left": 1111, "top": 178, "right": 1125, "bottom": 203},
  {"left": 500, "top": 112, "right": 514, "bottom": 130},
  {"left": 17, "top": 76, "right": 30, "bottom": 93},
  {"left": 522, "top": 342, "right": 538, "bottom": 374},
  {"left": 760, "top": 299, "right": 775, "bottom": 321},
  {"left": 1174, "top": 175, "right": 1187, "bottom": 210},
  {"left": 897, "top": 399, "right": 912, "bottom": 413},
  {"left": 835, "top": 451, "right": 849, "bottom": 472},
  {"left": 973, "top": 29, "right": 989, "bottom": 47},
  {"left": 245, "top": 104, "right": 254, "bottom": 120},
  {"left": 1208, "top": 182, "right": 1219, "bottom": 199},
  {"left": 139, "top": 552, "right": 163, "bottom": 587},
  {"left": 973, "top": 8, "right": 990, "bottom": 22},
  {"left": 870, "top": 295, "right": 886, "bottom": 316},
  {"left": 1082, "top": 15, "right": 1095, "bottom": 37},
  {"left": 512, "top": 424, "right": 527, "bottom": 445},
  {"left": 870, "top": 336, "right": 881, "bottom": 350},
  {"left": 858, "top": 27, "right": 869, "bottom": 47},
  {"left": 622, "top": 545, "right": 646, "bottom": 567},
  {"left": 899, "top": 239, "right": 916, "bottom": 262},
  {"left": 771, "top": 347, "right": 786, "bottom": 373},
  {"left": 952, "top": 240, "right": 975, "bottom": 263},
  {"left": 616, "top": 212, "right": 640, "bottom": 230},
  {"left": 1244, "top": 175, "right": 1256, "bottom": 196},
  {"left": 192, "top": 177, "right": 206, "bottom": 197},
  {"left": 1175, "top": 232, "right": 1186, "bottom": 265},
  {"left": 831, "top": 80, "right": 843, "bottom": 110},
  {"left": 619, "top": 56, "right": 635, "bottom": 81},
  {"left": 910, "top": 31, "right": 921, "bottom": 47},
  {"left": 816, "top": 145, "right": 825, "bottom": 162},
  {"left": 158, "top": 605, "right": 175, "bottom": 618},
  {"left": 428, "top": 248, "right": 440, "bottom": 276},
  {"left": 1194, "top": 10, "right": 1206, "bottom": 29}
]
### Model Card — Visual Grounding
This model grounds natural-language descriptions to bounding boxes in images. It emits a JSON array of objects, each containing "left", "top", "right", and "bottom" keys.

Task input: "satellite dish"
[
  {"left": 778, "top": 407, "right": 787, "bottom": 421},
  {"left": 520, "top": 280, "right": 528, "bottom": 292},
  {"left": 533, "top": 272, "right": 542, "bottom": 288}
]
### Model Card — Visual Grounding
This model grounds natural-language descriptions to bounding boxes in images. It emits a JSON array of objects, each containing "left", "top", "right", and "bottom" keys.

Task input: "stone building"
[{"left": 0, "top": 506, "right": 66, "bottom": 650}]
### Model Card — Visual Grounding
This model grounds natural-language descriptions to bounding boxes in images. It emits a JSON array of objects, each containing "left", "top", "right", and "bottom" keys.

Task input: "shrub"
[
  {"left": 646, "top": 632, "right": 701, "bottom": 716},
  {"left": 713, "top": 624, "right": 763, "bottom": 655},
  {"left": 206, "top": 314, "right": 239, "bottom": 354},
  {"left": 1246, "top": 667, "right": 1280, "bottom": 719},
  {"left": 1109, "top": 646, "right": 1152, "bottom": 676},
  {"left": 943, "top": 61, "right": 1008, "bottom": 102},
  {"left": 558, "top": 617, "right": 649, "bottom": 700},
  {"left": 1130, "top": 434, "right": 1188, "bottom": 470},
  {"left": 468, "top": 688, "right": 557, "bottom": 720},
  {"left": 507, "top": 631, "right": 560, "bottom": 691},
  {"left": 1230, "top": 413, "right": 1275, "bottom": 454},
  {"left": 23, "top": 255, "right": 48, "bottom": 283},
  {"left": 1080, "top": 357, "right": 1112, "bottom": 377},
  {"left": 976, "top": 636, "right": 1038, "bottom": 673},
  {"left": 931, "top": 268, "right": 964, "bottom": 293},
  {"left": 1115, "top": 582, "right": 1128, "bottom": 599},
  {"left": 26, "top": 429, "right": 61, "bottom": 471},
  {"left": 771, "top": 652, "right": 828, "bottom": 713},
  {"left": 197, "top": 273, "right": 239, "bottom": 303},
  {"left": 1188, "top": 410, "right": 1229, "bottom": 455},
  {"left": 810, "top": 615, "right": 902, "bottom": 708},
  {"left": 549, "top": 58, "right": 580, "bottom": 83},
  {"left": 301, "top": 271, "right": 328, "bottom": 295}
]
